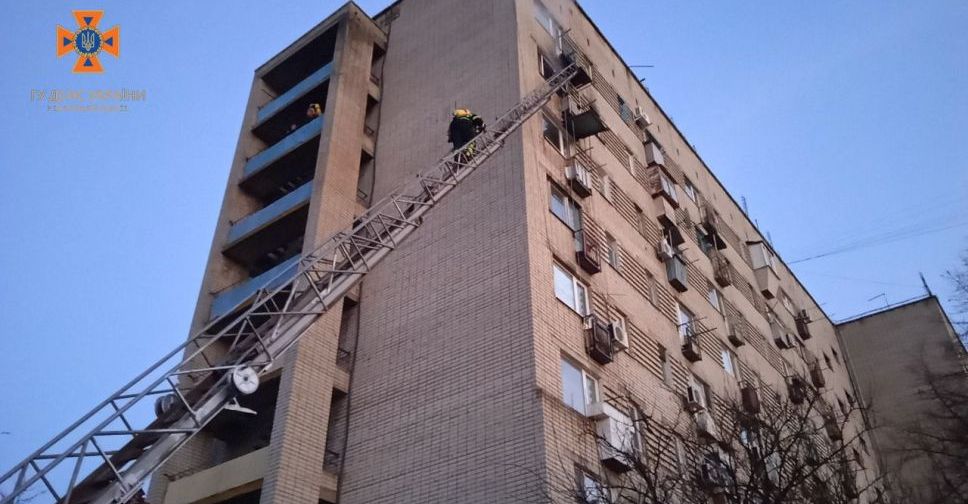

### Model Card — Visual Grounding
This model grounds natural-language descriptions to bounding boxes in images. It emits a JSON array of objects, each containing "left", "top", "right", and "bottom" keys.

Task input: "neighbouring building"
[
  {"left": 838, "top": 295, "right": 967, "bottom": 502},
  {"left": 149, "top": 1, "right": 884, "bottom": 503}
]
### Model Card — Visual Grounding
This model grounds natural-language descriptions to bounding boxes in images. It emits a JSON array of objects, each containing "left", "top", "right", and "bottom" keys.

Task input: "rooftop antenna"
[
  {"left": 920, "top": 272, "right": 933, "bottom": 296},
  {"left": 630, "top": 65, "right": 655, "bottom": 83},
  {"left": 741, "top": 196, "right": 749, "bottom": 216},
  {"left": 867, "top": 293, "right": 888, "bottom": 308},
  {"left": 767, "top": 231, "right": 774, "bottom": 247}
]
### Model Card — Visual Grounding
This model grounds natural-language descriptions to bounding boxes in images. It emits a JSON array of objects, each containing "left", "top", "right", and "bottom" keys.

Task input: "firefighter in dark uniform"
[{"left": 447, "top": 108, "right": 485, "bottom": 160}]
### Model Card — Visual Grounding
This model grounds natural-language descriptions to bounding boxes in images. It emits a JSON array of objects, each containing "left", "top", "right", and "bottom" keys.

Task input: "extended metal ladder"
[{"left": 0, "top": 60, "right": 582, "bottom": 504}]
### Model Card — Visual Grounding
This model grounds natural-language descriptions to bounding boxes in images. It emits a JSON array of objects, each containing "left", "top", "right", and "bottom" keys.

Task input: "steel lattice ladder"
[{"left": 0, "top": 56, "right": 587, "bottom": 504}]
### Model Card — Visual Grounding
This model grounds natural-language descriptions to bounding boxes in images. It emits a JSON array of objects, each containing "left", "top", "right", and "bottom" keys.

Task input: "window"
[
  {"left": 618, "top": 95, "right": 633, "bottom": 123},
  {"left": 659, "top": 344, "right": 672, "bottom": 386},
  {"left": 605, "top": 233, "right": 621, "bottom": 269},
  {"left": 823, "top": 352, "right": 832, "bottom": 370},
  {"left": 748, "top": 241, "right": 777, "bottom": 271},
  {"left": 538, "top": 50, "right": 555, "bottom": 79},
  {"left": 838, "top": 398, "right": 848, "bottom": 416},
  {"left": 534, "top": 0, "right": 562, "bottom": 39},
  {"left": 707, "top": 284, "right": 723, "bottom": 313},
  {"left": 549, "top": 183, "right": 581, "bottom": 230},
  {"left": 626, "top": 148, "right": 636, "bottom": 174},
  {"left": 645, "top": 270, "right": 657, "bottom": 305},
  {"left": 634, "top": 204, "right": 646, "bottom": 235},
  {"left": 846, "top": 391, "right": 855, "bottom": 407},
  {"left": 721, "top": 346, "right": 736, "bottom": 377},
  {"left": 561, "top": 358, "right": 598, "bottom": 414},
  {"left": 831, "top": 347, "right": 841, "bottom": 364},
  {"left": 542, "top": 114, "right": 566, "bottom": 155},
  {"left": 674, "top": 437, "right": 687, "bottom": 471},
  {"left": 780, "top": 292, "right": 795, "bottom": 314},
  {"left": 677, "top": 303, "right": 695, "bottom": 342},
  {"left": 696, "top": 227, "right": 714, "bottom": 254},
  {"left": 601, "top": 175, "right": 613, "bottom": 201},
  {"left": 658, "top": 170, "right": 678, "bottom": 203},
  {"left": 553, "top": 263, "right": 589, "bottom": 316},
  {"left": 690, "top": 374, "right": 710, "bottom": 410},
  {"left": 683, "top": 177, "right": 697, "bottom": 202},
  {"left": 579, "top": 470, "right": 609, "bottom": 504}
]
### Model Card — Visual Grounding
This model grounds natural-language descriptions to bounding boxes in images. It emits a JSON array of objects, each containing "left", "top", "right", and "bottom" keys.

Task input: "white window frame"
[
  {"left": 683, "top": 178, "right": 697, "bottom": 202},
  {"left": 605, "top": 233, "right": 621, "bottom": 269},
  {"left": 533, "top": 0, "right": 562, "bottom": 39},
  {"left": 659, "top": 171, "right": 679, "bottom": 203},
  {"left": 538, "top": 50, "right": 555, "bottom": 80},
  {"left": 721, "top": 346, "right": 736, "bottom": 377},
  {"left": 626, "top": 148, "right": 636, "bottom": 174},
  {"left": 707, "top": 284, "right": 723, "bottom": 313},
  {"left": 749, "top": 242, "right": 777, "bottom": 272},
  {"left": 542, "top": 114, "right": 566, "bottom": 156},
  {"left": 677, "top": 303, "right": 695, "bottom": 342},
  {"left": 550, "top": 183, "right": 581, "bottom": 230},
  {"left": 580, "top": 470, "right": 609, "bottom": 504},
  {"left": 690, "top": 374, "right": 710, "bottom": 410},
  {"left": 553, "top": 263, "right": 589, "bottom": 316},
  {"left": 561, "top": 358, "right": 599, "bottom": 415},
  {"left": 601, "top": 175, "right": 613, "bottom": 202},
  {"left": 780, "top": 292, "right": 795, "bottom": 315},
  {"left": 659, "top": 344, "right": 673, "bottom": 386}
]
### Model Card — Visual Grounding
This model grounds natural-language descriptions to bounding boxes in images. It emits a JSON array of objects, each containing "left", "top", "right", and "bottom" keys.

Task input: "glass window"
[
  {"left": 561, "top": 358, "right": 599, "bottom": 415},
  {"left": 601, "top": 175, "right": 613, "bottom": 201},
  {"left": 542, "top": 115, "right": 565, "bottom": 155},
  {"left": 626, "top": 148, "right": 636, "bottom": 174},
  {"left": 707, "top": 284, "right": 722, "bottom": 313},
  {"left": 581, "top": 471, "right": 608, "bottom": 504},
  {"left": 722, "top": 346, "right": 736, "bottom": 376},
  {"left": 683, "top": 178, "right": 697, "bottom": 202},
  {"left": 659, "top": 344, "right": 672, "bottom": 386},
  {"left": 749, "top": 242, "right": 777, "bottom": 271},
  {"left": 696, "top": 227, "right": 714, "bottom": 254},
  {"left": 553, "top": 263, "right": 589, "bottom": 315},
  {"left": 618, "top": 96, "right": 633, "bottom": 123},
  {"left": 561, "top": 358, "right": 585, "bottom": 413},
  {"left": 677, "top": 303, "right": 695, "bottom": 341},
  {"left": 780, "top": 292, "right": 795, "bottom": 314},
  {"left": 605, "top": 233, "right": 621, "bottom": 269},
  {"left": 534, "top": 0, "right": 562, "bottom": 39},
  {"left": 659, "top": 171, "right": 678, "bottom": 203},
  {"left": 690, "top": 374, "right": 710, "bottom": 409},
  {"left": 549, "top": 183, "right": 581, "bottom": 230},
  {"left": 538, "top": 51, "right": 555, "bottom": 79}
]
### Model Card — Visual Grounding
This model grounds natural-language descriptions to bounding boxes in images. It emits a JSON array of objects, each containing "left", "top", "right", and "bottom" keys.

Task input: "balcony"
[
  {"left": 575, "top": 229, "right": 602, "bottom": 274},
  {"left": 754, "top": 266, "right": 780, "bottom": 299},
  {"left": 253, "top": 64, "right": 332, "bottom": 146},
  {"left": 681, "top": 331, "right": 702, "bottom": 362},
  {"left": 243, "top": 116, "right": 324, "bottom": 184},
  {"left": 585, "top": 315, "right": 613, "bottom": 365},
  {"left": 586, "top": 402, "right": 636, "bottom": 473},
  {"left": 565, "top": 105, "right": 607, "bottom": 139},
  {"left": 787, "top": 375, "right": 807, "bottom": 405},
  {"left": 712, "top": 251, "right": 733, "bottom": 287},
  {"left": 796, "top": 309, "right": 813, "bottom": 340},
  {"left": 665, "top": 254, "right": 688, "bottom": 292},
  {"left": 741, "top": 382, "right": 761, "bottom": 415},
  {"left": 809, "top": 362, "right": 826, "bottom": 388},
  {"left": 210, "top": 255, "right": 300, "bottom": 319},
  {"left": 227, "top": 182, "right": 312, "bottom": 248}
]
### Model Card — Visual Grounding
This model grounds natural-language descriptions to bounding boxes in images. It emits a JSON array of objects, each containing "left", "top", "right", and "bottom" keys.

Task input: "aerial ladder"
[{"left": 0, "top": 50, "right": 589, "bottom": 504}]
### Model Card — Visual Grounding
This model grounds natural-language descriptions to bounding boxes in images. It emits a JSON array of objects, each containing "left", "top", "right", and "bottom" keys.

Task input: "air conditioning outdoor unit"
[
  {"left": 633, "top": 106, "right": 652, "bottom": 128},
  {"left": 610, "top": 321, "right": 629, "bottom": 350},
  {"left": 695, "top": 410, "right": 719, "bottom": 441}
]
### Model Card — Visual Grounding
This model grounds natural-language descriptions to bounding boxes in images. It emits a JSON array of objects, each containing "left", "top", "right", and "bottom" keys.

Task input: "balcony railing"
[
  {"left": 244, "top": 115, "right": 324, "bottom": 180},
  {"left": 210, "top": 255, "right": 300, "bottom": 319},
  {"left": 226, "top": 181, "right": 312, "bottom": 247},
  {"left": 256, "top": 63, "right": 332, "bottom": 126}
]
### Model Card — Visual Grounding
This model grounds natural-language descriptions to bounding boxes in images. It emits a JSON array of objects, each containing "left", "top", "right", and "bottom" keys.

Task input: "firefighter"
[
  {"left": 447, "top": 108, "right": 485, "bottom": 159},
  {"left": 291, "top": 103, "right": 322, "bottom": 132}
]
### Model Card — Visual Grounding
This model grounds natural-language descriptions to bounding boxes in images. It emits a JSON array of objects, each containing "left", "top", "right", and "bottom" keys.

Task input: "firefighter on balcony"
[{"left": 447, "top": 108, "right": 485, "bottom": 160}]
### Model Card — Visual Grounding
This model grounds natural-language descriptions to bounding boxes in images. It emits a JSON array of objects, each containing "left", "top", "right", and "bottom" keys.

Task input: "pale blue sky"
[{"left": 1, "top": 0, "right": 965, "bottom": 472}]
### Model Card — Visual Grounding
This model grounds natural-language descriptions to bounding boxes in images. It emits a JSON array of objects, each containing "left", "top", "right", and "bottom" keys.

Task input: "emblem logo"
[{"left": 56, "top": 11, "right": 120, "bottom": 73}]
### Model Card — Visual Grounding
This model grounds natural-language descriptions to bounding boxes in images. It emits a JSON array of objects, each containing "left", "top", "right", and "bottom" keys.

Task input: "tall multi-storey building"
[
  {"left": 148, "top": 1, "right": 882, "bottom": 503},
  {"left": 838, "top": 295, "right": 966, "bottom": 502}
]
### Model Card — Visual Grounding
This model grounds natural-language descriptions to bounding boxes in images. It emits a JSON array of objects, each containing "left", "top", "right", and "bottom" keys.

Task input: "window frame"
[
  {"left": 707, "top": 284, "right": 723, "bottom": 313},
  {"left": 561, "top": 358, "right": 599, "bottom": 415},
  {"left": 677, "top": 303, "right": 695, "bottom": 342},
  {"left": 537, "top": 50, "right": 555, "bottom": 80},
  {"left": 542, "top": 113, "right": 566, "bottom": 156},
  {"left": 683, "top": 177, "right": 697, "bottom": 202},
  {"left": 659, "top": 344, "right": 673, "bottom": 386},
  {"left": 533, "top": 0, "right": 562, "bottom": 40},
  {"left": 721, "top": 346, "right": 736, "bottom": 377},
  {"left": 553, "top": 263, "right": 590, "bottom": 316},
  {"left": 605, "top": 232, "right": 621, "bottom": 269},
  {"left": 549, "top": 182, "right": 581, "bottom": 231},
  {"left": 690, "top": 373, "right": 711, "bottom": 410}
]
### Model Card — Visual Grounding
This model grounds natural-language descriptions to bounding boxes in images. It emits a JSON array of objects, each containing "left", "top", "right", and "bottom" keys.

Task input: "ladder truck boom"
[{"left": 0, "top": 60, "right": 583, "bottom": 504}]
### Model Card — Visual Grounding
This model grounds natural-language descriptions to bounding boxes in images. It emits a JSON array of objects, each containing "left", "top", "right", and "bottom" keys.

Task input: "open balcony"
[
  {"left": 255, "top": 63, "right": 332, "bottom": 140},
  {"left": 242, "top": 116, "right": 324, "bottom": 192},
  {"left": 210, "top": 255, "right": 300, "bottom": 319},
  {"left": 226, "top": 181, "right": 312, "bottom": 251}
]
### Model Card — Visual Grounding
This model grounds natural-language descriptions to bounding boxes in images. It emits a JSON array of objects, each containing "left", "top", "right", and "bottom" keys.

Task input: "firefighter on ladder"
[{"left": 447, "top": 108, "right": 485, "bottom": 162}]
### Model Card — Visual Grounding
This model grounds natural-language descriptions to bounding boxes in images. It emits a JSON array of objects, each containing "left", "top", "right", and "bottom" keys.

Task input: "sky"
[{"left": 0, "top": 0, "right": 966, "bottom": 477}]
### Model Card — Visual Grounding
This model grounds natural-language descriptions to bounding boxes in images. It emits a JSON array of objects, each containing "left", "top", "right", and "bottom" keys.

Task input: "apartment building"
[
  {"left": 149, "top": 1, "right": 882, "bottom": 503},
  {"left": 838, "top": 296, "right": 967, "bottom": 502}
]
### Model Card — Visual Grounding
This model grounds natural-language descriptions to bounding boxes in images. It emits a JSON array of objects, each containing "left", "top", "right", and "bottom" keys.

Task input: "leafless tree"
[
  {"left": 543, "top": 383, "right": 887, "bottom": 504},
  {"left": 944, "top": 251, "right": 968, "bottom": 343}
]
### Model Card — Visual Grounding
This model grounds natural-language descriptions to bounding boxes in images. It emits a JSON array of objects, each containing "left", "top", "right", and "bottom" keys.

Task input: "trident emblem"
[{"left": 56, "top": 10, "right": 120, "bottom": 73}]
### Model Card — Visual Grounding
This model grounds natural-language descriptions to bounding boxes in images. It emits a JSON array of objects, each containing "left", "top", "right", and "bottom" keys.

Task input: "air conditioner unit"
[
  {"left": 610, "top": 321, "right": 628, "bottom": 350},
  {"left": 685, "top": 386, "right": 705, "bottom": 413},
  {"left": 595, "top": 407, "right": 636, "bottom": 473},
  {"left": 566, "top": 162, "right": 593, "bottom": 198},
  {"left": 657, "top": 238, "right": 676, "bottom": 260},
  {"left": 633, "top": 106, "right": 652, "bottom": 127}
]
